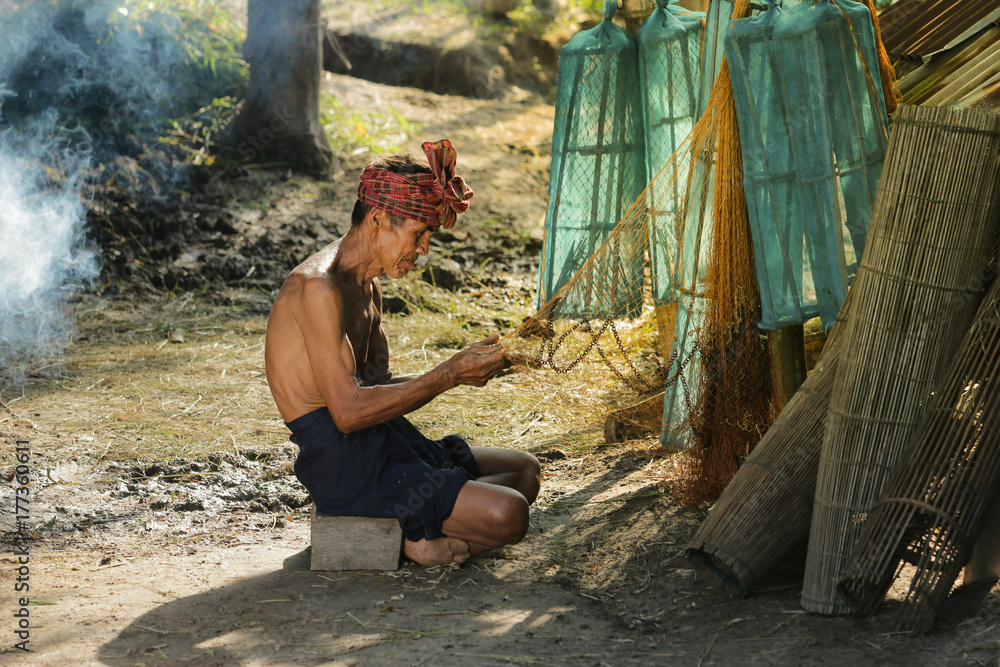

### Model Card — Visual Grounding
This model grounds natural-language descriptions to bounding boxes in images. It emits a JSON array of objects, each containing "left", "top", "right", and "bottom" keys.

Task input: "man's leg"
[
  {"left": 403, "top": 447, "right": 540, "bottom": 567},
  {"left": 469, "top": 446, "right": 541, "bottom": 503},
  {"left": 403, "top": 481, "right": 528, "bottom": 566},
  {"left": 442, "top": 480, "right": 531, "bottom": 556},
  {"left": 439, "top": 448, "right": 541, "bottom": 556}
]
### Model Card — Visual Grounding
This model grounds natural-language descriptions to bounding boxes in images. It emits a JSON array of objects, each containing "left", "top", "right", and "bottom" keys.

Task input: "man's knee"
[
  {"left": 520, "top": 452, "right": 541, "bottom": 479},
  {"left": 489, "top": 493, "right": 529, "bottom": 545}
]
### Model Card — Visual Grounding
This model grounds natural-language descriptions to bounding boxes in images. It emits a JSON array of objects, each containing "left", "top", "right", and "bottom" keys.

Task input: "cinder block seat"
[{"left": 310, "top": 507, "right": 402, "bottom": 571}]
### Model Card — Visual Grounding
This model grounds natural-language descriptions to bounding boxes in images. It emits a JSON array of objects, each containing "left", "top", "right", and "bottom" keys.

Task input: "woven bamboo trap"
[
  {"left": 687, "top": 103, "right": 1000, "bottom": 601},
  {"left": 839, "top": 254, "right": 1000, "bottom": 633},
  {"left": 685, "top": 292, "right": 849, "bottom": 595},
  {"left": 803, "top": 104, "right": 1000, "bottom": 614}
]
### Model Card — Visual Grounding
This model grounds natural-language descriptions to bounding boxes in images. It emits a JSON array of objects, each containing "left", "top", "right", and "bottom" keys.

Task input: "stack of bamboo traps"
[
  {"left": 803, "top": 104, "right": 1000, "bottom": 614},
  {"left": 685, "top": 290, "right": 850, "bottom": 596},
  {"left": 840, "top": 263, "right": 1000, "bottom": 633}
]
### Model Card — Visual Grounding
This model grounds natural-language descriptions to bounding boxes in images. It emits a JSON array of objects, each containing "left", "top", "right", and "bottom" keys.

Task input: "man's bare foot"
[{"left": 403, "top": 536, "right": 471, "bottom": 567}]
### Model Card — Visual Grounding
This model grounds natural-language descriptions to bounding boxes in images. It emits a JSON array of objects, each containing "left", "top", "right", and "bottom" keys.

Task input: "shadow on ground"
[{"left": 97, "top": 547, "right": 652, "bottom": 666}]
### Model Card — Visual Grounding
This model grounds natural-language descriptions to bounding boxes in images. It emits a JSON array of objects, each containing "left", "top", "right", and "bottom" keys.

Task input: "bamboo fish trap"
[
  {"left": 685, "top": 291, "right": 850, "bottom": 595},
  {"left": 802, "top": 104, "right": 1000, "bottom": 615},
  {"left": 839, "top": 246, "right": 1000, "bottom": 633}
]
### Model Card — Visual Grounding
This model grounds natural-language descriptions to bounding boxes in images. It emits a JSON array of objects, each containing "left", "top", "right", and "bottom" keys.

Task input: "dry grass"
[
  {"left": 6, "top": 294, "right": 282, "bottom": 462},
  {"left": 4, "top": 277, "right": 657, "bottom": 464}
]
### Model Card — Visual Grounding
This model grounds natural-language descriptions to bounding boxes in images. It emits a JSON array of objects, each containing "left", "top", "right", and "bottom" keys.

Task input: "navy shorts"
[{"left": 285, "top": 407, "right": 481, "bottom": 542}]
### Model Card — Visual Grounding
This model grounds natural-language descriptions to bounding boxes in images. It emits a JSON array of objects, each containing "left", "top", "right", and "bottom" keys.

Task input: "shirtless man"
[{"left": 265, "top": 139, "right": 540, "bottom": 567}]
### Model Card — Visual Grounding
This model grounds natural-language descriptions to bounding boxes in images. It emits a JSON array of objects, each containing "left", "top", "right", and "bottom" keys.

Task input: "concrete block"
[{"left": 310, "top": 507, "right": 402, "bottom": 571}]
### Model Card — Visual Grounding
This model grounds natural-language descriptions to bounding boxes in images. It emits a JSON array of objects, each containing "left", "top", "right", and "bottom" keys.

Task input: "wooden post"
[{"left": 771, "top": 324, "right": 807, "bottom": 402}]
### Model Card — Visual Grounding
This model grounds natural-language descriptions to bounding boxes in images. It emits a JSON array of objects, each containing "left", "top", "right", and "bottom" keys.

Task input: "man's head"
[
  {"left": 351, "top": 153, "right": 431, "bottom": 227},
  {"left": 354, "top": 139, "right": 473, "bottom": 230}
]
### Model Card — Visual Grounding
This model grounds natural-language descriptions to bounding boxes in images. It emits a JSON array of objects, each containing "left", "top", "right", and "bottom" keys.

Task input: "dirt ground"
[{"left": 3, "top": 10, "right": 1000, "bottom": 666}]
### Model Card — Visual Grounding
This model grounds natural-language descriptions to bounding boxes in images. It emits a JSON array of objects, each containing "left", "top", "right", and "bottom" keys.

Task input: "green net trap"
[
  {"left": 536, "top": 0, "right": 647, "bottom": 316},
  {"left": 725, "top": 0, "right": 889, "bottom": 331},
  {"left": 636, "top": 0, "right": 707, "bottom": 446}
]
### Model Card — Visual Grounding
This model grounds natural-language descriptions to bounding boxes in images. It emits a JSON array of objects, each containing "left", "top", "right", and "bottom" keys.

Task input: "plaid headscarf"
[{"left": 356, "top": 139, "right": 474, "bottom": 229}]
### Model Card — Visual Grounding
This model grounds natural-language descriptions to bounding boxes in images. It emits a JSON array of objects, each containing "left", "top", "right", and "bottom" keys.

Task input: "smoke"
[
  {"left": 0, "top": 0, "right": 240, "bottom": 388},
  {"left": 0, "top": 113, "right": 99, "bottom": 388}
]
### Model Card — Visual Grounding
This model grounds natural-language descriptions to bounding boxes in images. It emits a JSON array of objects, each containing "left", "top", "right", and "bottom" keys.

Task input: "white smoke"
[
  {"left": 0, "top": 1, "right": 194, "bottom": 387},
  {"left": 0, "top": 114, "right": 100, "bottom": 388}
]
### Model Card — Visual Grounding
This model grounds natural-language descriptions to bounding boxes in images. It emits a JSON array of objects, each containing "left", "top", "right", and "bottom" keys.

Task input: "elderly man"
[{"left": 265, "top": 139, "right": 540, "bottom": 567}]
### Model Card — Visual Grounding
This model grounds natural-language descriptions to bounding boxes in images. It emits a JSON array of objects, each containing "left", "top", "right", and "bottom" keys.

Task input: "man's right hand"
[{"left": 446, "top": 333, "right": 507, "bottom": 387}]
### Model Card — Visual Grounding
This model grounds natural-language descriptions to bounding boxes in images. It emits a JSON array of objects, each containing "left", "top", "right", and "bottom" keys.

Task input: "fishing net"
[
  {"left": 726, "top": 0, "right": 889, "bottom": 331},
  {"left": 837, "top": 109, "right": 1000, "bottom": 633},
  {"left": 510, "top": 0, "right": 897, "bottom": 503},
  {"left": 536, "top": 0, "right": 646, "bottom": 312},
  {"left": 637, "top": 0, "right": 704, "bottom": 180},
  {"left": 699, "top": 0, "right": 736, "bottom": 116},
  {"left": 802, "top": 104, "right": 1000, "bottom": 615},
  {"left": 636, "top": 0, "right": 707, "bottom": 447},
  {"left": 513, "top": 0, "right": 777, "bottom": 504}
]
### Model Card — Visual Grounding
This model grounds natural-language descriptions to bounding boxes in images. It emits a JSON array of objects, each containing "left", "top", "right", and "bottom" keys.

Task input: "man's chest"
[{"left": 344, "top": 299, "right": 377, "bottom": 359}]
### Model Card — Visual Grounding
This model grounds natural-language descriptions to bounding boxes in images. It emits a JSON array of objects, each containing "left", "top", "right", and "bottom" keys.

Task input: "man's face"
[{"left": 380, "top": 216, "right": 434, "bottom": 279}]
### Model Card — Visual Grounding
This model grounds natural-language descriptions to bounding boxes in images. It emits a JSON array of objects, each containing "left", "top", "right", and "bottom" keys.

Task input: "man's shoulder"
[{"left": 281, "top": 272, "right": 342, "bottom": 305}]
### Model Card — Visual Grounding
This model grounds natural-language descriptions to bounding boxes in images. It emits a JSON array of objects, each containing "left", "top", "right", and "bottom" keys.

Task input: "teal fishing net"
[
  {"left": 635, "top": 0, "right": 709, "bottom": 446},
  {"left": 638, "top": 0, "right": 704, "bottom": 184},
  {"left": 699, "top": 0, "right": 736, "bottom": 116},
  {"left": 536, "top": 0, "right": 646, "bottom": 316},
  {"left": 725, "top": 0, "right": 889, "bottom": 330}
]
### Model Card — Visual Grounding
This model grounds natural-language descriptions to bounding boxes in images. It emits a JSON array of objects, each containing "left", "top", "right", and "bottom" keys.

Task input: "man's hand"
[{"left": 446, "top": 333, "right": 508, "bottom": 387}]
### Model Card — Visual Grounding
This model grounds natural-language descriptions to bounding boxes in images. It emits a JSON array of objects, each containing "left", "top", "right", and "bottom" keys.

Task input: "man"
[{"left": 265, "top": 139, "right": 541, "bottom": 567}]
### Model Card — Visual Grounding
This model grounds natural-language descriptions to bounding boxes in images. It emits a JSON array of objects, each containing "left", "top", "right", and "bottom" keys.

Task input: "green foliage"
[
  {"left": 320, "top": 93, "right": 426, "bottom": 164},
  {"left": 508, "top": 1, "right": 548, "bottom": 36},
  {"left": 116, "top": 0, "right": 249, "bottom": 164},
  {"left": 495, "top": 0, "right": 605, "bottom": 46},
  {"left": 118, "top": 0, "right": 249, "bottom": 112},
  {"left": 569, "top": 0, "right": 605, "bottom": 15},
  {"left": 158, "top": 96, "right": 241, "bottom": 166}
]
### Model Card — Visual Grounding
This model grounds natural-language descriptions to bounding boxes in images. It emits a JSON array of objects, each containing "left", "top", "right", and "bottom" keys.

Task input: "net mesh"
[
  {"left": 699, "top": 0, "right": 736, "bottom": 116},
  {"left": 637, "top": 0, "right": 708, "bottom": 449},
  {"left": 511, "top": 0, "right": 898, "bottom": 503}
]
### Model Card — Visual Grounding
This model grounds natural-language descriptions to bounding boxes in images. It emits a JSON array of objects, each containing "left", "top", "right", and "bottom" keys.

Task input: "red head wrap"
[{"left": 356, "top": 139, "right": 474, "bottom": 229}]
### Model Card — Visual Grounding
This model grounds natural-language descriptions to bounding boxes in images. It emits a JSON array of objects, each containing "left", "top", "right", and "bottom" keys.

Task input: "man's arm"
[{"left": 294, "top": 277, "right": 505, "bottom": 433}]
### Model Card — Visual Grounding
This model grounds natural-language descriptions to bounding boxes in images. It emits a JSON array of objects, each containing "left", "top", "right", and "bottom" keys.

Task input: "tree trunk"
[{"left": 234, "top": 0, "right": 334, "bottom": 176}]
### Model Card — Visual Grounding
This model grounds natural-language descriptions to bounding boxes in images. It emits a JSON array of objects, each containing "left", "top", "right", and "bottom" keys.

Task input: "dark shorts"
[{"left": 285, "top": 407, "right": 481, "bottom": 542}]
